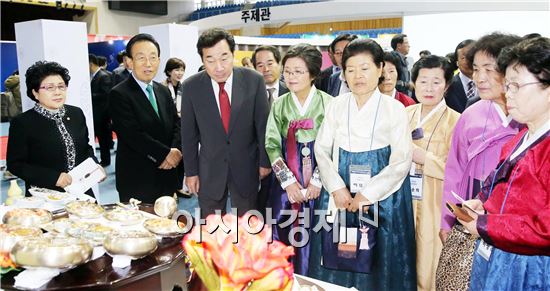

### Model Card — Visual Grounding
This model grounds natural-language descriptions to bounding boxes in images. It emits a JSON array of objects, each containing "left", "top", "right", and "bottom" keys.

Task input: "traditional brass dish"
[
  {"left": 103, "top": 207, "right": 143, "bottom": 225},
  {"left": 65, "top": 221, "right": 114, "bottom": 246},
  {"left": 103, "top": 230, "right": 158, "bottom": 259},
  {"left": 143, "top": 218, "right": 185, "bottom": 237},
  {"left": 43, "top": 218, "right": 73, "bottom": 234},
  {"left": 65, "top": 200, "right": 104, "bottom": 219},
  {"left": 0, "top": 224, "right": 43, "bottom": 252},
  {"left": 10, "top": 236, "right": 92, "bottom": 269},
  {"left": 2, "top": 208, "right": 53, "bottom": 227}
]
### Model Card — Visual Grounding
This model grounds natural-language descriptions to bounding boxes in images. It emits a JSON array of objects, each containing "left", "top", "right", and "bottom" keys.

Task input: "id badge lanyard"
[
  {"left": 409, "top": 104, "right": 446, "bottom": 200},
  {"left": 343, "top": 93, "right": 381, "bottom": 251}
]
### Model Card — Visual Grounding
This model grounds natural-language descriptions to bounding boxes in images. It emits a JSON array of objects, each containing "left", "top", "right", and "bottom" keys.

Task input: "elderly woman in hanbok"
[
  {"left": 311, "top": 39, "right": 416, "bottom": 290},
  {"left": 459, "top": 36, "right": 550, "bottom": 291},
  {"left": 406, "top": 55, "right": 460, "bottom": 291},
  {"left": 436, "top": 32, "right": 522, "bottom": 290},
  {"left": 264, "top": 43, "right": 333, "bottom": 275}
]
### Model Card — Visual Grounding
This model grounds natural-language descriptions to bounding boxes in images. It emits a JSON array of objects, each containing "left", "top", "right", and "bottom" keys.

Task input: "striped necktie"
[{"left": 466, "top": 80, "right": 476, "bottom": 98}]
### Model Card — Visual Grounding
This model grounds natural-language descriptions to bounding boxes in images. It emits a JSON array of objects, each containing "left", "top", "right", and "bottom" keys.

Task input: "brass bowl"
[
  {"left": 153, "top": 196, "right": 177, "bottom": 218},
  {"left": 103, "top": 207, "right": 143, "bottom": 226},
  {"left": 10, "top": 237, "right": 92, "bottom": 269},
  {"left": 103, "top": 230, "right": 158, "bottom": 259},
  {"left": 143, "top": 218, "right": 185, "bottom": 237},
  {"left": 65, "top": 201, "right": 104, "bottom": 219},
  {"left": 0, "top": 224, "right": 43, "bottom": 252},
  {"left": 2, "top": 208, "right": 52, "bottom": 227}
]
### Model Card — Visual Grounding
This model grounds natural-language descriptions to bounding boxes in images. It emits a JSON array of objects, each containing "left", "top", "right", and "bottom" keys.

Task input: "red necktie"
[{"left": 218, "top": 82, "right": 231, "bottom": 133}]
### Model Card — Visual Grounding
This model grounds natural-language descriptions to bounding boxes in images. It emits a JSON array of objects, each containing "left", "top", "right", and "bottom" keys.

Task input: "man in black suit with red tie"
[
  {"left": 181, "top": 28, "right": 271, "bottom": 217},
  {"left": 110, "top": 34, "right": 182, "bottom": 203}
]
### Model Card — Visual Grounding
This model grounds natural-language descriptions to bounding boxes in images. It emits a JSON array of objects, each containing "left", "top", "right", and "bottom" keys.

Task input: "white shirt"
[
  {"left": 210, "top": 73, "right": 233, "bottom": 115},
  {"left": 266, "top": 79, "right": 282, "bottom": 101},
  {"left": 90, "top": 67, "right": 101, "bottom": 80},
  {"left": 314, "top": 89, "right": 412, "bottom": 203}
]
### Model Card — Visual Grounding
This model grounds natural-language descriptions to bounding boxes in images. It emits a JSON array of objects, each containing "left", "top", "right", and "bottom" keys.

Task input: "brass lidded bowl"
[
  {"left": 0, "top": 224, "right": 43, "bottom": 252},
  {"left": 143, "top": 217, "right": 185, "bottom": 237},
  {"left": 2, "top": 208, "right": 52, "bottom": 227},
  {"left": 103, "top": 230, "right": 158, "bottom": 259},
  {"left": 10, "top": 236, "right": 92, "bottom": 269},
  {"left": 103, "top": 207, "right": 143, "bottom": 226},
  {"left": 65, "top": 200, "right": 104, "bottom": 219}
]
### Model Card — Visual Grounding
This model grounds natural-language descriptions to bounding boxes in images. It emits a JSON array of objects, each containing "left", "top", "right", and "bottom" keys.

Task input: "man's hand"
[
  {"left": 158, "top": 148, "right": 182, "bottom": 170},
  {"left": 331, "top": 187, "right": 353, "bottom": 209},
  {"left": 259, "top": 167, "right": 272, "bottom": 179},
  {"left": 56, "top": 172, "right": 72, "bottom": 188},
  {"left": 186, "top": 175, "right": 200, "bottom": 194}
]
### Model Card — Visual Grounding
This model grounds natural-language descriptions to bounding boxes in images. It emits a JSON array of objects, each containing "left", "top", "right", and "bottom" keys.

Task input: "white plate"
[{"left": 29, "top": 188, "right": 72, "bottom": 204}]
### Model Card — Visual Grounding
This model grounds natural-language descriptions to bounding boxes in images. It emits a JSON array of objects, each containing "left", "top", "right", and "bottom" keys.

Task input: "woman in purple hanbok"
[{"left": 435, "top": 32, "right": 522, "bottom": 290}]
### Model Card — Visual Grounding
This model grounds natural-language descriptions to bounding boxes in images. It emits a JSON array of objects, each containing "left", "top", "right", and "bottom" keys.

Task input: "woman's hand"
[
  {"left": 458, "top": 215, "right": 479, "bottom": 238},
  {"left": 98, "top": 165, "right": 107, "bottom": 183},
  {"left": 412, "top": 147, "right": 427, "bottom": 165},
  {"left": 285, "top": 182, "right": 305, "bottom": 204},
  {"left": 331, "top": 187, "right": 353, "bottom": 209},
  {"left": 348, "top": 193, "right": 371, "bottom": 213},
  {"left": 439, "top": 229, "right": 450, "bottom": 243},
  {"left": 463, "top": 199, "right": 484, "bottom": 214},
  {"left": 305, "top": 184, "right": 321, "bottom": 200},
  {"left": 56, "top": 172, "right": 72, "bottom": 188}
]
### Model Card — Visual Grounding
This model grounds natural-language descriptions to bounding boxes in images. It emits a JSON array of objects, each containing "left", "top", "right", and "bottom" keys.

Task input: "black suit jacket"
[
  {"left": 109, "top": 76, "right": 181, "bottom": 202},
  {"left": 91, "top": 69, "right": 112, "bottom": 119},
  {"left": 112, "top": 67, "right": 130, "bottom": 88},
  {"left": 7, "top": 105, "right": 97, "bottom": 192},
  {"left": 181, "top": 67, "right": 270, "bottom": 200},
  {"left": 445, "top": 74, "right": 469, "bottom": 113},
  {"left": 315, "top": 65, "right": 335, "bottom": 93},
  {"left": 327, "top": 71, "right": 342, "bottom": 97},
  {"left": 278, "top": 80, "right": 289, "bottom": 96}
]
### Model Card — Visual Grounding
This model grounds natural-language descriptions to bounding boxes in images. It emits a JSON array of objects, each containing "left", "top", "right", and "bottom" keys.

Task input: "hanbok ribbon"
[{"left": 286, "top": 119, "right": 314, "bottom": 179}]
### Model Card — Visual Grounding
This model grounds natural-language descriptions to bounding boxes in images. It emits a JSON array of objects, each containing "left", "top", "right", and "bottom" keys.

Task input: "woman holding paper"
[
  {"left": 264, "top": 43, "right": 332, "bottom": 275},
  {"left": 7, "top": 61, "right": 102, "bottom": 194},
  {"left": 460, "top": 36, "right": 550, "bottom": 291},
  {"left": 311, "top": 39, "right": 416, "bottom": 290},
  {"left": 406, "top": 55, "right": 460, "bottom": 291}
]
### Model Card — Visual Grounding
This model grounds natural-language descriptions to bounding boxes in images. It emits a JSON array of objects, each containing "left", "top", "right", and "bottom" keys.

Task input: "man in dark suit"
[
  {"left": 251, "top": 45, "right": 289, "bottom": 105},
  {"left": 112, "top": 50, "right": 131, "bottom": 87},
  {"left": 109, "top": 34, "right": 182, "bottom": 203},
  {"left": 325, "top": 34, "right": 357, "bottom": 96},
  {"left": 391, "top": 34, "right": 413, "bottom": 95},
  {"left": 89, "top": 54, "right": 113, "bottom": 166},
  {"left": 444, "top": 39, "right": 477, "bottom": 113},
  {"left": 251, "top": 45, "right": 288, "bottom": 215},
  {"left": 315, "top": 46, "right": 335, "bottom": 93},
  {"left": 181, "top": 28, "right": 271, "bottom": 217}
]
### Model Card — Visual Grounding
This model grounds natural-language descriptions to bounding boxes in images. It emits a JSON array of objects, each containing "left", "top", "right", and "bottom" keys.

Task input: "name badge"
[
  {"left": 338, "top": 227, "right": 358, "bottom": 258},
  {"left": 349, "top": 165, "right": 371, "bottom": 194},
  {"left": 410, "top": 174, "right": 423, "bottom": 200},
  {"left": 476, "top": 240, "right": 493, "bottom": 261}
]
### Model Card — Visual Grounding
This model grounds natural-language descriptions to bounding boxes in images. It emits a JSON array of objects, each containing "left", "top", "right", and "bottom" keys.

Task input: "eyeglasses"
[
  {"left": 133, "top": 55, "right": 159, "bottom": 64},
  {"left": 39, "top": 84, "right": 67, "bottom": 92},
  {"left": 504, "top": 81, "right": 541, "bottom": 94},
  {"left": 283, "top": 69, "right": 308, "bottom": 77}
]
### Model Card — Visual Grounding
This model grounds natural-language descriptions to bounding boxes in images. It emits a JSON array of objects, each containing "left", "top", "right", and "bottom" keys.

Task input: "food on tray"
[
  {"left": 143, "top": 218, "right": 185, "bottom": 236},
  {"left": 0, "top": 224, "right": 43, "bottom": 252},
  {"left": 2, "top": 208, "right": 53, "bottom": 227},
  {"left": 65, "top": 201, "right": 104, "bottom": 218},
  {"left": 104, "top": 207, "right": 143, "bottom": 225},
  {"left": 66, "top": 221, "right": 114, "bottom": 246}
]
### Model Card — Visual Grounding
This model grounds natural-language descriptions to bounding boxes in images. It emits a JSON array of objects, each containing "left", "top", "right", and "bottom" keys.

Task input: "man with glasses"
[
  {"left": 109, "top": 33, "right": 182, "bottom": 203},
  {"left": 326, "top": 34, "right": 358, "bottom": 96},
  {"left": 181, "top": 28, "right": 271, "bottom": 217}
]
